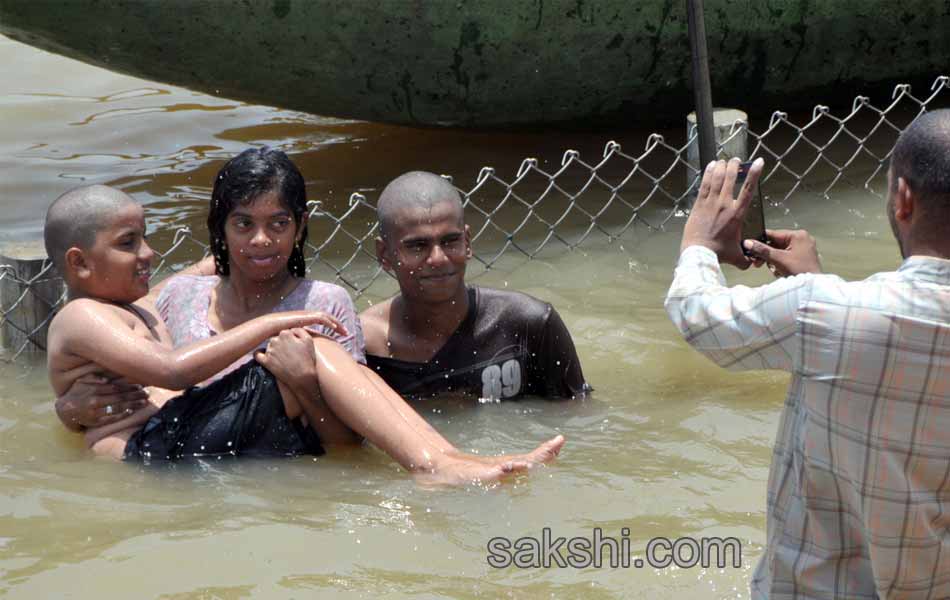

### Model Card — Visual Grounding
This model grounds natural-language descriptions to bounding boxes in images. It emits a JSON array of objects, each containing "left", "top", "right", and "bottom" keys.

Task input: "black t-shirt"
[{"left": 366, "top": 286, "right": 589, "bottom": 400}]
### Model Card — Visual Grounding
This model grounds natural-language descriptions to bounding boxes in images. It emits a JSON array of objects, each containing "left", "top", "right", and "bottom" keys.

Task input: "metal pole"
[{"left": 687, "top": 0, "right": 716, "bottom": 168}]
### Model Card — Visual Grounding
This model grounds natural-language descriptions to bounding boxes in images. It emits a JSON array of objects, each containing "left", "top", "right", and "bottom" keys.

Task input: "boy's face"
[{"left": 75, "top": 203, "right": 154, "bottom": 303}]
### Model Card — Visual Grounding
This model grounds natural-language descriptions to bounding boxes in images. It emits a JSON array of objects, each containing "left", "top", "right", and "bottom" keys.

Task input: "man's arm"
[
  {"left": 536, "top": 306, "right": 589, "bottom": 399},
  {"left": 665, "top": 159, "right": 823, "bottom": 372},
  {"left": 665, "top": 245, "right": 813, "bottom": 371},
  {"left": 55, "top": 300, "right": 346, "bottom": 392}
]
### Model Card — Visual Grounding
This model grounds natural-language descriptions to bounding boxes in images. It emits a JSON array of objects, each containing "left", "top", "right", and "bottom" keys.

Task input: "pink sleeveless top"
[{"left": 156, "top": 275, "right": 366, "bottom": 382}]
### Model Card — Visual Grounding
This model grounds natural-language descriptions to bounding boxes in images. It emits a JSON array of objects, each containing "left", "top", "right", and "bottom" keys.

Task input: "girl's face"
[{"left": 223, "top": 190, "right": 302, "bottom": 283}]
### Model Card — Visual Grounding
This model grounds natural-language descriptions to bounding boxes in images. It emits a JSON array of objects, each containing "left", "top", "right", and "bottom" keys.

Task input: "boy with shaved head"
[
  {"left": 45, "top": 184, "right": 562, "bottom": 483},
  {"left": 361, "top": 171, "right": 590, "bottom": 401}
]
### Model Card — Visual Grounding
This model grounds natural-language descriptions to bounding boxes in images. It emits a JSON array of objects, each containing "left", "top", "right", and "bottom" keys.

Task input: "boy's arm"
[{"left": 56, "top": 299, "right": 346, "bottom": 392}]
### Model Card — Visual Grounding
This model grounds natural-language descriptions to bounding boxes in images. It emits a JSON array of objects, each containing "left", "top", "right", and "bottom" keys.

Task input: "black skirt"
[{"left": 124, "top": 360, "right": 324, "bottom": 462}]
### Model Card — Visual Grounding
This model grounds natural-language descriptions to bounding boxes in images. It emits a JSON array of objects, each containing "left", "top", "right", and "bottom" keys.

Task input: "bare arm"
[
  {"left": 56, "top": 300, "right": 346, "bottom": 393},
  {"left": 256, "top": 329, "right": 362, "bottom": 445},
  {"left": 82, "top": 387, "right": 177, "bottom": 447},
  {"left": 55, "top": 373, "right": 149, "bottom": 431}
]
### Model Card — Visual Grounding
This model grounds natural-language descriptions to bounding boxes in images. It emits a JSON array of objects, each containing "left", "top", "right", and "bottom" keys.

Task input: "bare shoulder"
[
  {"left": 359, "top": 296, "right": 395, "bottom": 354},
  {"left": 299, "top": 279, "right": 356, "bottom": 311},
  {"left": 49, "top": 298, "right": 119, "bottom": 341}
]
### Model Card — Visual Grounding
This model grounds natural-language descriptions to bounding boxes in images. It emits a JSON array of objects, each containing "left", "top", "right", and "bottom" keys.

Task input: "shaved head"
[
  {"left": 44, "top": 184, "right": 136, "bottom": 272},
  {"left": 377, "top": 171, "right": 463, "bottom": 242},
  {"left": 891, "top": 110, "right": 950, "bottom": 236}
]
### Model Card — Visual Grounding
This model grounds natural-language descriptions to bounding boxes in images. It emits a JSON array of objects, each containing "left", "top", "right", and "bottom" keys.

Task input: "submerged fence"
[{"left": 3, "top": 76, "right": 949, "bottom": 361}]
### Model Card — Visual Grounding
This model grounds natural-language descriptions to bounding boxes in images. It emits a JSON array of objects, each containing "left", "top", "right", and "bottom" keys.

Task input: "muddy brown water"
[{"left": 0, "top": 34, "right": 907, "bottom": 598}]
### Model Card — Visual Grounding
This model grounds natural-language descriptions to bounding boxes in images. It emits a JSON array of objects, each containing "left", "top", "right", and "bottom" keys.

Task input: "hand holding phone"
[
  {"left": 680, "top": 158, "right": 766, "bottom": 270},
  {"left": 735, "top": 161, "right": 769, "bottom": 256},
  {"left": 743, "top": 229, "right": 823, "bottom": 277}
]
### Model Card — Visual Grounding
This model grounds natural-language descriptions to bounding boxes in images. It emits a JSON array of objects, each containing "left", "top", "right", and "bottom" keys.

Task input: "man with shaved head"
[
  {"left": 666, "top": 110, "right": 950, "bottom": 597},
  {"left": 360, "top": 171, "right": 589, "bottom": 401}
]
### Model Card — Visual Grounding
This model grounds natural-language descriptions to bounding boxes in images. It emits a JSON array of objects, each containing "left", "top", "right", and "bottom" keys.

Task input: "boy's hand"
[
  {"left": 681, "top": 157, "right": 765, "bottom": 269},
  {"left": 55, "top": 374, "right": 150, "bottom": 431},
  {"left": 744, "top": 229, "right": 822, "bottom": 277}
]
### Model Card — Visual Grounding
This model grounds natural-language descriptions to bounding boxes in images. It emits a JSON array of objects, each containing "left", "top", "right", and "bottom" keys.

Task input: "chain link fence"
[{"left": 3, "top": 75, "right": 949, "bottom": 361}]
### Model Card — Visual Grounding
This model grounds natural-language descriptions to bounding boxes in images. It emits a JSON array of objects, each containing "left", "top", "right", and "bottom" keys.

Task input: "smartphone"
[{"left": 736, "top": 161, "right": 768, "bottom": 256}]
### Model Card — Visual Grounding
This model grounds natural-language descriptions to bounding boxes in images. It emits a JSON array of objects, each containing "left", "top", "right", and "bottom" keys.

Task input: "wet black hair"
[{"left": 207, "top": 147, "right": 308, "bottom": 277}]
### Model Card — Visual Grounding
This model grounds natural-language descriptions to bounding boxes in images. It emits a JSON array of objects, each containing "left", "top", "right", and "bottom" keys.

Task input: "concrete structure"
[
  {"left": 1, "top": 1, "right": 948, "bottom": 128},
  {"left": 685, "top": 108, "right": 749, "bottom": 202}
]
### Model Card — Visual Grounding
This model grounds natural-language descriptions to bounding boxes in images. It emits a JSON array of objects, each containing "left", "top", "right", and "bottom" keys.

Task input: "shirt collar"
[{"left": 897, "top": 255, "right": 950, "bottom": 284}]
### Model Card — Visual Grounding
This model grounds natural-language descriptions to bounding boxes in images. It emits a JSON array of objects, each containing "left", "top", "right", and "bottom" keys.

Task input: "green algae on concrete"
[{"left": 1, "top": 0, "right": 948, "bottom": 128}]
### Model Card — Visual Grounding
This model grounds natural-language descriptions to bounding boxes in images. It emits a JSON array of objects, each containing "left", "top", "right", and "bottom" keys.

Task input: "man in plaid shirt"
[{"left": 665, "top": 111, "right": 950, "bottom": 599}]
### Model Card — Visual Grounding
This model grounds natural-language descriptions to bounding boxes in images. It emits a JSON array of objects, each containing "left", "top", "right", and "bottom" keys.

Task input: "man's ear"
[
  {"left": 64, "top": 247, "right": 92, "bottom": 279},
  {"left": 463, "top": 224, "right": 473, "bottom": 259},
  {"left": 895, "top": 176, "right": 915, "bottom": 223},
  {"left": 375, "top": 237, "right": 392, "bottom": 272}
]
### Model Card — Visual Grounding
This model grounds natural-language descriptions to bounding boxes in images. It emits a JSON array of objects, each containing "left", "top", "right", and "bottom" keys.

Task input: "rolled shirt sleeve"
[{"left": 664, "top": 245, "right": 819, "bottom": 373}]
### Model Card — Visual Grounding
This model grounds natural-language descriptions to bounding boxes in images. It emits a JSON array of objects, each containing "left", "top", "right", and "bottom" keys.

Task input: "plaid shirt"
[{"left": 665, "top": 245, "right": 950, "bottom": 600}]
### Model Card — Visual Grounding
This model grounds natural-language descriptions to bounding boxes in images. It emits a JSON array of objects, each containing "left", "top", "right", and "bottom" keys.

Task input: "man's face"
[
  {"left": 382, "top": 201, "right": 471, "bottom": 304},
  {"left": 80, "top": 203, "right": 154, "bottom": 303}
]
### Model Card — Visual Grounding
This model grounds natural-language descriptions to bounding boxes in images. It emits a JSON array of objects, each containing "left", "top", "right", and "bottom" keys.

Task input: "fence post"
[
  {"left": 685, "top": 108, "right": 749, "bottom": 201},
  {"left": 0, "top": 241, "right": 64, "bottom": 354},
  {"left": 686, "top": 0, "right": 716, "bottom": 190}
]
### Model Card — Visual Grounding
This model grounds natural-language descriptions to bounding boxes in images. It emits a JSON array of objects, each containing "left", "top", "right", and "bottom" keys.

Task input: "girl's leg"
[
  {"left": 304, "top": 337, "right": 564, "bottom": 485},
  {"left": 275, "top": 380, "right": 362, "bottom": 446}
]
